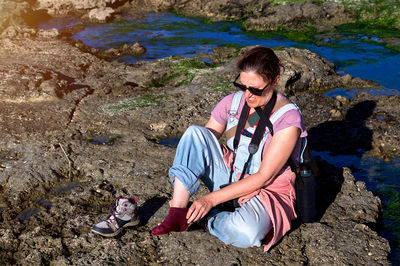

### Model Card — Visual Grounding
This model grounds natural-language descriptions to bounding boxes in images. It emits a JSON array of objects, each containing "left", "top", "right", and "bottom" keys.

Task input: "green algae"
[
  {"left": 172, "top": 58, "right": 218, "bottom": 86},
  {"left": 386, "top": 44, "right": 400, "bottom": 52},
  {"left": 161, "top": 21, "right": 199, "bottom": 31},
  {"left": 276, "top": 25, "right": 318, "bottom": 43},
  {"left": 102, "top": 94, "right": 166, "bottom": 114},
  {"left": 152, "top": 57, "right": 218, "bottom": 87},
  {"left": 111, "top": 22, "right": 155, "bottom": 33},
  {"left": 269, "top": 0, "right": 400, "bottom": 28},
  {"left": 172, "top": 58, "right": 212, "bottom": 70},
  {"left": 338, "top": 23, "right": 400, "bottom": 39},
  {"left": 270, "top": 0, "right": 324, "bottom": 6},
  {"left": 171, "top": 7, "right": 184, "bottom": 17},
  {"left": 210, "top": 78, "right": 235, "bottom": 93},
  {"left": 336, "top": 23, "right": 400, "bottom": 53},
  {"left": 245, "top": 24, "right": 318, "bottom": 43},
  {"left": 247, "top": 0, "right": 400, "bottom": 45},
  {"left": 378, "top": 185, "right": 400, "bottom": 263},
  {"left": 345, "top": 0, "right": 400, "bottom": 27},
  {"left": 161, "top": 36, "right": 218, "bottom": 45}
]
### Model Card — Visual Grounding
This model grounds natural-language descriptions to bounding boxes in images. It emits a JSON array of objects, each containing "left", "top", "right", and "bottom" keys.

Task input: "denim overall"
[
  {"left": 168, "top": 91, "right": 300, "bottom": 248},
  {"left": 226, "top": 91, "right": 300, "bottom": 178}
]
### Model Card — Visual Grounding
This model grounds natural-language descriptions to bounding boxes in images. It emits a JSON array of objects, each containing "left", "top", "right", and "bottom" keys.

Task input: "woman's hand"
[{"left": 186, "top": 194, "right": 216, "bottom": 224}]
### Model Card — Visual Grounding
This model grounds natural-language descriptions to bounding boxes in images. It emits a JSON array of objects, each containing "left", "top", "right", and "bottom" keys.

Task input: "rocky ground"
[{"left": 0, "top": 0, "right": 399, "bottom": 265}]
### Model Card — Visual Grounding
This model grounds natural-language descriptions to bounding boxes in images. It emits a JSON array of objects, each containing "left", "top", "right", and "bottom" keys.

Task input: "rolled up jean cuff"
[{"left": 169, "top": 165, "right": 201, "bottom": 196}]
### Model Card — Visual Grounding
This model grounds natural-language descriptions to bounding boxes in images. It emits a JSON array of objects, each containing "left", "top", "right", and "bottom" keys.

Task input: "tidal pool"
[
  {"left": 16, "top": 182, "right": 80, "bottom": 223},
  {"left": 41, "top": 12, "right": 400, "bottom": 92}
]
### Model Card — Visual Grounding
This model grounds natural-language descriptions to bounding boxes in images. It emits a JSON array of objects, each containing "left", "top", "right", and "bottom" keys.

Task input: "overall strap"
[
  {"left": 229, "top": 91, "right": 243, "bottom": 115},
  {"left": 225, "top": 91, "right": 250, "bottom": 141},
  {"left": 228, "top": 101, "right": 249, "bottom": 183},
  {"left": 233, "top": 103, "right": 249, "bottom": 151},
  {"left": 237, "top": 90, "right": 277, "bottom": 181},
  {"left": 251, "top": 90, "right": 277, "bottom": 153},
  {"left": 270, "top": 103, "right": 298, "bottom": 124}
]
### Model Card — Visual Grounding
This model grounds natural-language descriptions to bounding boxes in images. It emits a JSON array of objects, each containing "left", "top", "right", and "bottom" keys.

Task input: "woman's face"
[{"left": 239, "top": 71, "right": 273, "bottom": 109}]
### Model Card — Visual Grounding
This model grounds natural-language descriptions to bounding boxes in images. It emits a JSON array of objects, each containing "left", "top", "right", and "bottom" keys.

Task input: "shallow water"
[
  {"left": 16, "top": 182, "right": 80, "bottom": 223},
  {"left": 41, "top": 12, "right": 400, "bottom": 92},
  {"left": 40, "top": 12, "right": 400, "bottom": 262},
  {"left": 324, "top": 87, "right": 400, "bottom": 99}
]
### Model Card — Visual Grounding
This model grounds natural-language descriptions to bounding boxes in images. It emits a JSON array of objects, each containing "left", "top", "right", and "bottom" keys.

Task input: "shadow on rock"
[
  {"left": 308, "top": 100, "right": 376, "bottom": 155},
  {"left": 291, "top": 158, "right": 344, "bottom": 230},
  {"left": 138, "top": 196, "right": 167, "bottom": 225},
  {"left": 300, "top": 100, "right": 377, "bottom": 225},
  {"left": 314, "top": 159, "right": 344, "bottom": 221}
]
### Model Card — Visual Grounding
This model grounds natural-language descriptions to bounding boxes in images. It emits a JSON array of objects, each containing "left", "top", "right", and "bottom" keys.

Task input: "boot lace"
[{"left": 102, "top": 196, "right": 122, "bottom": 222}]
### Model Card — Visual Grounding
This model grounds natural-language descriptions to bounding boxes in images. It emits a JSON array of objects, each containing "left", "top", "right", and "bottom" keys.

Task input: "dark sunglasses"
[{"left": 232, "top": 74, "right": 269, "bottom": 96}]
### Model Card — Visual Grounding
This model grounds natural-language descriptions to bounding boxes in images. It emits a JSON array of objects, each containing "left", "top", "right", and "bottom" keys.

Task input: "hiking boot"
[{"left": 92, "top": 197, "right": 139, "bottom": 237}]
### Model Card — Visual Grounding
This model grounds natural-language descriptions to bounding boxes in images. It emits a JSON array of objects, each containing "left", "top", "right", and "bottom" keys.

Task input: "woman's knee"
[
  {"left": 231, "top": 223, "right": 265, "bottom": 248},
  {"left": 215, "top": 215, "right": 267, "bottom": 248},
  {"left": 181, "top": 125, "right": 215, "bottom": 147},
  {"left": 184, "top": 125, "right": 203, "bottom": 135}
]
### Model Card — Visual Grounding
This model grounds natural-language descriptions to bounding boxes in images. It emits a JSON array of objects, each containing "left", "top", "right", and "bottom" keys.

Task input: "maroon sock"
[{"left": 151, "top": 207, "right": 188, "bottom": 235}]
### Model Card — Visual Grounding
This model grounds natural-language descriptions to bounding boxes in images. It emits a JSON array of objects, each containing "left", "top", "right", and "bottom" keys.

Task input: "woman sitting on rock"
[
  {"left": 151, "top": 46, "right": 308, "bottom": 251},
  {"left": 92, "top": 46, "right": 307, "bottom": 251}
]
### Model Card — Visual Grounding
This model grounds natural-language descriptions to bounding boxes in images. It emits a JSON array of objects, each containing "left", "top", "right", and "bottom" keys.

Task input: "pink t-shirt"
[{"left": 211, "top": 92, "right": 307, "bottom": 170}]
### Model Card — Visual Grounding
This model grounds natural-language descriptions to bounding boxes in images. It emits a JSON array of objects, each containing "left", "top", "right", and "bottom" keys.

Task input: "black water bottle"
[{"left": 296, "top": 161, "right": 317, "bottom": 223}]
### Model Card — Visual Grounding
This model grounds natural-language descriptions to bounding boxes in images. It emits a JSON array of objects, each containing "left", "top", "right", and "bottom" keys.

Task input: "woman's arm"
[
  {"left": 186, "top": 125, "right": 301, "bottom": 223},
  {"left": 205, "top": 115, "right": 226, "bottom": 139}
]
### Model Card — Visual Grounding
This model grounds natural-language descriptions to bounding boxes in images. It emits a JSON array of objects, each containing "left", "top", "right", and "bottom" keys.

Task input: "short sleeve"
[
  {"left": 211, "top": 93, "right": 235, "bottom": 126},
  {"left": 273, "top": 109, "right": 308, "bottom": 138}
]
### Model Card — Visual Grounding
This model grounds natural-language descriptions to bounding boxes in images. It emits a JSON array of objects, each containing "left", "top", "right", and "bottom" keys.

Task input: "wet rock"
[
  {"left": 196, "top": 46, "right": 240, "bottom": 63},
  {"left": 34, "top": 0, "right": 128, "bottom": 16},
  {"left": 382, "top": 37, "right": 400, "bottom": 48},
  {"left": 38, "top": 28, "right": 60, "bottom": 38},
  {"left": 207, "top": 46, "right": 378, "bottom": 96},
  {"left": 0, "top": 1, "right": 37, "bottom": 32},
  {"left": 335, "top": 95, "right": 349, "bottom": 107},
  {"left": 1, "top": 25, "right": 37, "bottom": 39},
  {"left": 86, "top": 7, "right": 115, "bottom": 23},
  {"left": 244, "top": 2, "right": 355, "bottom": 31},
  {"left": 172, "top": 0, "right": 269, "bottom": 21},
  {"left": 275, "top": 48, "right": 379, "bottom": 95},
  {"left": 0, "top": 1, "right": 52, "bottom": 34},
  {"left": 98, "top": 42, "right": 147, "bottom": 60},
  {"left": 58, "top": 24, "right": 87, "bottom": 38},
  {"left": 321, "top": 168, "right": 382, "bottom": 225},
  {"left": 124, "top": 1, "right": 355, "bottom": 30}
]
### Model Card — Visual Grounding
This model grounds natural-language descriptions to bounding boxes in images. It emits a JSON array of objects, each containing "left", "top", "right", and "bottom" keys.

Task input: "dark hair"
[{"left": 236, "top": 46, "right": 282, "bottom": 86}]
